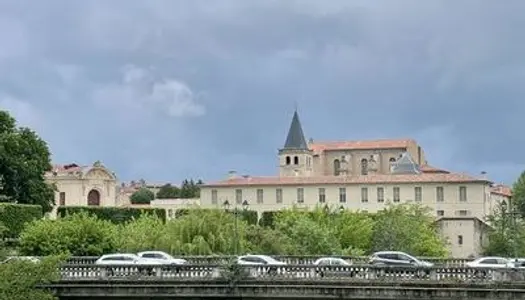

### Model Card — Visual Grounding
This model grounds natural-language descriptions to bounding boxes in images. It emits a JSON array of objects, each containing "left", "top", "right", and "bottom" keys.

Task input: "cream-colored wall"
[
  {"left": 278, "top": 150, "right": 314, "bottom": 177},
  {"left": 437, "top": 218, "right": 489, "bottom": 258},
  {"left": 151, "top": 198, "right": 200, "bottom": 219},
  {"left": 201, "top": 182, "right": 491, "bottom": 218}
]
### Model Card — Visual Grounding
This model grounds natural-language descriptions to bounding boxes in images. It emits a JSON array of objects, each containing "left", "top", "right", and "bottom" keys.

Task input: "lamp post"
[
  {"left": 339, "top": 205, "right": 345, "bottom": 214},
  {"left": 223, "top": 199, "right": 249, "bottom": 256},
  {"left": 500, "top": 201, "right": 520, "bottom": 259}
]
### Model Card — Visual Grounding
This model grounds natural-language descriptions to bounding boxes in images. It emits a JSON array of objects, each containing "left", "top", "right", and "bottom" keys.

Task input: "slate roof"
[{"left": 282, "top": 111, "right": 308, "bottom": 150}]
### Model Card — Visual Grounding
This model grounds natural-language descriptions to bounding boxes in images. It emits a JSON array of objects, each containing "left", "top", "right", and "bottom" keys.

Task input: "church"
[{"left": 200, "top": 110, "right": 511, "bottom": 258}]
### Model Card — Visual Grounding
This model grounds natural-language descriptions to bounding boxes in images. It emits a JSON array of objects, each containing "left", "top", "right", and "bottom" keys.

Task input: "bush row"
[
  {"left": 0, "top": 203, "right": 43, "bottom": 238},
  {"left": 57, "top": 206, "right": 166, "bottom": 223}
]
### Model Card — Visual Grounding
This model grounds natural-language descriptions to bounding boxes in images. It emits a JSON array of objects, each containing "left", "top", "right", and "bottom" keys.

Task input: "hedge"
[
  {"left": 259, "top": 211, "right": 277, "bottom": 228},
  {"left": 0, "top": 203, "right": 43, "bottom": 238},
  {"left": 57, "top": 206, "right": 166, "bottom": 223},
  {"left": 175, "top": 208, "right": 259, "bottom": 225}
]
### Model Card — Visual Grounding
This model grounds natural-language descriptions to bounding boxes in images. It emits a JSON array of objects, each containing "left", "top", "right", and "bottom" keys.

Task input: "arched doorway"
[{"left": 87, "top": 189, "right": 101, "bottom": 206}]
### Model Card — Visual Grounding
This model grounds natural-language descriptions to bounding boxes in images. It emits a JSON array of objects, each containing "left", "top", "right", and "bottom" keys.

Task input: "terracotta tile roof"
[
  {"left": 420, "top": 165, "right": 450, "bottom": 174},
  {"left": 49, "top": 163, "right": 83, "bottom": 173},
  {"left": 203, "top": 172, "right": 489, "bottom": 187},
  {"left": 490, "top": 184, "right": 512, "bottom": 197},
  {"left": 309, "top": 138, "right": 414, "bottom": 154}
]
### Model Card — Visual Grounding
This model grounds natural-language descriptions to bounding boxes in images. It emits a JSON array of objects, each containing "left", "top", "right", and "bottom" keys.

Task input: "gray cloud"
[{"left": 0, "top": 0, "right": 523, "bottom": 184}]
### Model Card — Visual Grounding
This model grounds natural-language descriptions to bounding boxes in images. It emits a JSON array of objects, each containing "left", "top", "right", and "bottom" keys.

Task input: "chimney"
[{"left": 228, "top": 171, "right": 238, "bottom": 179}]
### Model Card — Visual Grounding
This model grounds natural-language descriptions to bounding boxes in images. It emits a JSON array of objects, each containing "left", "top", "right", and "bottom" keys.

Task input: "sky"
[{"left": 1, "top": 0, "right": 524, "bottom": 185}]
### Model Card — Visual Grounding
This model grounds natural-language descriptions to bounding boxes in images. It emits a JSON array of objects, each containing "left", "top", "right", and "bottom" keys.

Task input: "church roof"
[
  {"left": 309, "top": 138, "right": 414, "bottom": 153},
  {"left": 391, "top": 152, "right": 421, "bottom": 175},
  {"left": 282, "top": 111, "right": 308, "bottom": 150}
]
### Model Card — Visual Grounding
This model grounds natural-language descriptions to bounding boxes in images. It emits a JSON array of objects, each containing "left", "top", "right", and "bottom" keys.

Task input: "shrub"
[
  {"left": 259, "top": 211, "right": 276, "bottom": 228},
  {"left": 130, "top": 188, "right": 155, "bottom": 204},
  {"left": 57, "top": 206, "right": 166, "bottom": 223},
  {"left": 0, "top": 203, "right": 43, "bottom": 238},
  {"left": 19, "top": 212, "right": 117, "bottom": 256}
]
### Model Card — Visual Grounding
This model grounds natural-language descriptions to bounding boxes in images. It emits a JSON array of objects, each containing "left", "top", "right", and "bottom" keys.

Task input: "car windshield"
[{"left": 258, "top": 255, "right": 280, "bottom": 263}]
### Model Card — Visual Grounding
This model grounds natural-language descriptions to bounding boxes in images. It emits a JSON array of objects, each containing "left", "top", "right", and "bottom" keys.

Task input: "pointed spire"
[{"left": 283, "top": 110, "right": 308, "bottom": 150}]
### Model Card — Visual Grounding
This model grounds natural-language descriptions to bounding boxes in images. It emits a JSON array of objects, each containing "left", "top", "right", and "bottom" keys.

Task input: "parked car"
[
  {"left": 465, "top": 256, "right": 512, "bottom": 268},
  {"left": 237, "top": 255, "right": 286, "bottom": 276},
  {"left": 369, "top": 251, "right": 434, "bottom": 267},
  {"left": 95, "top": 253, "right": 164, "bottom": 276},
  {"left": 137, "top": 251, "right": 188, "bottom": 265},
  {"left": 313, "top": 257, "right": 354, "bottom": 277}
]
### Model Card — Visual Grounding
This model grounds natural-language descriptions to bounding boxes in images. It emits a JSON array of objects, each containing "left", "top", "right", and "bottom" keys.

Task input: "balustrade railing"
[
  {"left": 63, "top": 255, "right": 470, "bottom": 266},
  {"left": 58, "top": 264, "right": 525, "bottom": 282}
]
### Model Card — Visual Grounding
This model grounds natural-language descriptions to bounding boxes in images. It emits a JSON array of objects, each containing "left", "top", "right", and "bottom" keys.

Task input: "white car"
[
  {"left": 237, "top": 255, "right": 286, "bottom": 276},
  {"left": 95, "top": 253, "right": 164, "bottom": 276},
  {"left": 313, "top": 257, "right": 352, "bottom": 266},
  {"left": 137, "top": 251, "right": 188, "bottom": 265},
  {"left": 465, "top": 256, "right": 511, "bottom": 268}
]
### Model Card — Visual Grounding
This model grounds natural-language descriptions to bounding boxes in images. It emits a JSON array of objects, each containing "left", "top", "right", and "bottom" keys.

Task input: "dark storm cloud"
[{"left": 0, "top": 0, "right": 523, "bottom": 184}]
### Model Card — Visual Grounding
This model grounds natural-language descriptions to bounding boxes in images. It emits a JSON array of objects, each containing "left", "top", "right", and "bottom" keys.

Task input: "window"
[
  {"left": 437, "top": 210, "right": 444, "bottom": 217},
  {"left": 436, "top": 186, "right": 444, "bottom": 202},
  {"left": 360, "top": 159, "right": 368, "bottom": 175},
  {"left": 459, "top": 186, "right": 467, "bottom": 202},
  {"left": 377, "top": 187, "right": 384, "bottom": 202},
  {"left": 339, "top": 188, "right": 346, "bottom": 203},
  {"left": 257, "top": 189, "right": 264, "bottom": 204},
  {"left": 361, "top": 187, "right": 368, "bottom": 203},
  {"left": 414, "top": 187, "right": 422, "bottom": 202},
  {"left": 458, "top": 210, "right": 468, "bottom": 216},
  {"left": 294, "top": 156, "right": 299, "bottom": 165},
  {"left": 285, "top": 156, "right": 291, "bottom": 165},
  {"left": 276, "top": 189, "right": 283, "bottom": 203},
  {"left": 393, "top": 187, "right": 400, "bottom": 202},
  {"left": 318, "top": 188, "right": 326, "bottom": 203},
  {"left": 235, "top": 189, "right": 242, "bottom": 204},
  {"left": 389, "top": 157, "right": 396, "bottom": 171},
  {"left": 333, "top": 159, "right": 341, "bottom": 176},
  {"left": 211, "top": 190, "right": 218, "bottom": 204},
  {"left": 59, "top": 192, "right": 66, "bottom": 206},
  {"left": 458, "top": 235, "right": 463, "bottom": 245},
  {"left": 168, "top": 209, "right": 173, "bottom": 218},
  {"left": 297, "top": 188, "right": 304, "bottom": 203},
  {"left": 307, "top": 157, "right": 311, "bottom": 166}
]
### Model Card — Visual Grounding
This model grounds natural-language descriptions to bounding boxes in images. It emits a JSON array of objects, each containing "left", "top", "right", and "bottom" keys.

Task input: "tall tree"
[
  {"left": 483, "top": 201, "right": 525, "bottom": 257},
  {"left": 512, "top": 171, "right": 525, "bottom": 218},
  {"left": 0, "top": 111, "right": 54, "bottom": 213}
]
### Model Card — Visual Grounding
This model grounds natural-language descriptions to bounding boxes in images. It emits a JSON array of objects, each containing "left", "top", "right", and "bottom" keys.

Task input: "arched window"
[
  {"left": 389, "top": 157, "right": 396, "bottom": 163},
  {"left": 333, "top": 159, "right": 341, "bottom": 176},
  {"left": 286, "top": 156, "right": 291, "bottom": 165},
  {"left": 294, "top": 156, "right": 299, "bottom": 165},
  {"left": 360, "top": 158, "right": 368, "bottom": 175}
]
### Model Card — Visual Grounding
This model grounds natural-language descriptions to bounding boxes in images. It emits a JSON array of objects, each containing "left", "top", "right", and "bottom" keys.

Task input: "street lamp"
[
  {"left": 222, "top": 199, "right": 249, "bottom": 256},
  {"left": 339, "top": 205, "right": 345, "bottom": 213}
]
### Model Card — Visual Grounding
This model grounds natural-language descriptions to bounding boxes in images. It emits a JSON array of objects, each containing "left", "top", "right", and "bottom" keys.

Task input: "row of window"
[
  {"left": 211, "top": 186, "right": 469, "bottom": 204},
  {"left": 436, "top": 209, "right": 470, "bottom": 217},
  {"left": 334, "top": 157, "right": 398, "bottom": 176},
  {"left": 284, "top": 156, "right": 312, "bottom": 166}
]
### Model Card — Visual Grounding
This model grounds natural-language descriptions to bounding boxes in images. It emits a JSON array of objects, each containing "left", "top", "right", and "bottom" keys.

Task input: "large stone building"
[{"left": 200, "top": 111, "right": 512, "bottom": 258}]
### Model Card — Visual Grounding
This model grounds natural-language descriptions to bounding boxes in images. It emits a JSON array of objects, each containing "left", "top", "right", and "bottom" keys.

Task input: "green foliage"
[
  {"left": 17, "top": 204, "right": 450, "bottom": 257},
  {"left": 57, "top": 206, "right": 166, "bottom": 223},
  {"left": 370, "top": 204, "right": 447, "bottom": 257},
  {"left": 0, "top": 255, "right": 66, "bottom": 300},
  {"left": 483, "top": 201, "right": 525, "bottom": 257},
  {"left": 19, "top": 213, "right": 117, "bottom": 256},
  {"left": 259, "top": 211, "right": 276, "bottom": 227},
  {"left": 0, "top": 203, "right": 43, "bottom": 238},
  {"left": 512, "top": 171, "right": 525, "bottom": 218},
  {"left": 156, "top": 184, "right": 181, "bottom": 199},
  {"left": 130, "top": 187, "right": 155, "bottom": 204},
  {"left": 0, "top": 110, "right": 55, "bottom": 213},
  {"left": 179, "top": 179, "right": 202, "bottom": 198}
]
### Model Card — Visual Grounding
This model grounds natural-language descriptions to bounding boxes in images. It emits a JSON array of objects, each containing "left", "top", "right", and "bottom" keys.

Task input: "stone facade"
[{"left": 200, "top": 111, "right": 513, "bottom": 258}]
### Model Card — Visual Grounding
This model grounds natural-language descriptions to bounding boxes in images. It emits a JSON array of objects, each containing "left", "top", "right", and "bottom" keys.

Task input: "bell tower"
[{"left": 278, "top": 110, "right": 313, "bottom": 177}]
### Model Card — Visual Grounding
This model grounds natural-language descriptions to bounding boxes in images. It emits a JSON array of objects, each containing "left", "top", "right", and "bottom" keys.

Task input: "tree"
[
  {"left": 0, "top": 255, "right": 65, "bottom": 300},
  {"left": 512, "top": 171, "right": 525, "bottom": 218},
  {"left": 179, "top": 179, "right": 201, "bottom": 198},
  {"left": 370, "top": 204, "right": 447, "bottom": 257},
  {"left": 19, "top": 212, "right": 118, "bottom": 256},
  {"left": 483, "top": 201, "right": 525, "bottom": 257},
  {"left": 156, "top": 184, "right": 180, "bottom": 199},
  {"left": 0, "top": 111, "right": 55, "bottom": 213},
  {"left": 130, "top": 188, "right": 155, "bottom": 204}
]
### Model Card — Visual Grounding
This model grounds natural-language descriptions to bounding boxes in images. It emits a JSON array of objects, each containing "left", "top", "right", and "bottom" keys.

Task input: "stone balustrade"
[
  {"left": 63, "top": 255, "right": 469, "bottom": 266},
  {"left": 58, "top": 264, "right": 525, "bottom": 282}
]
